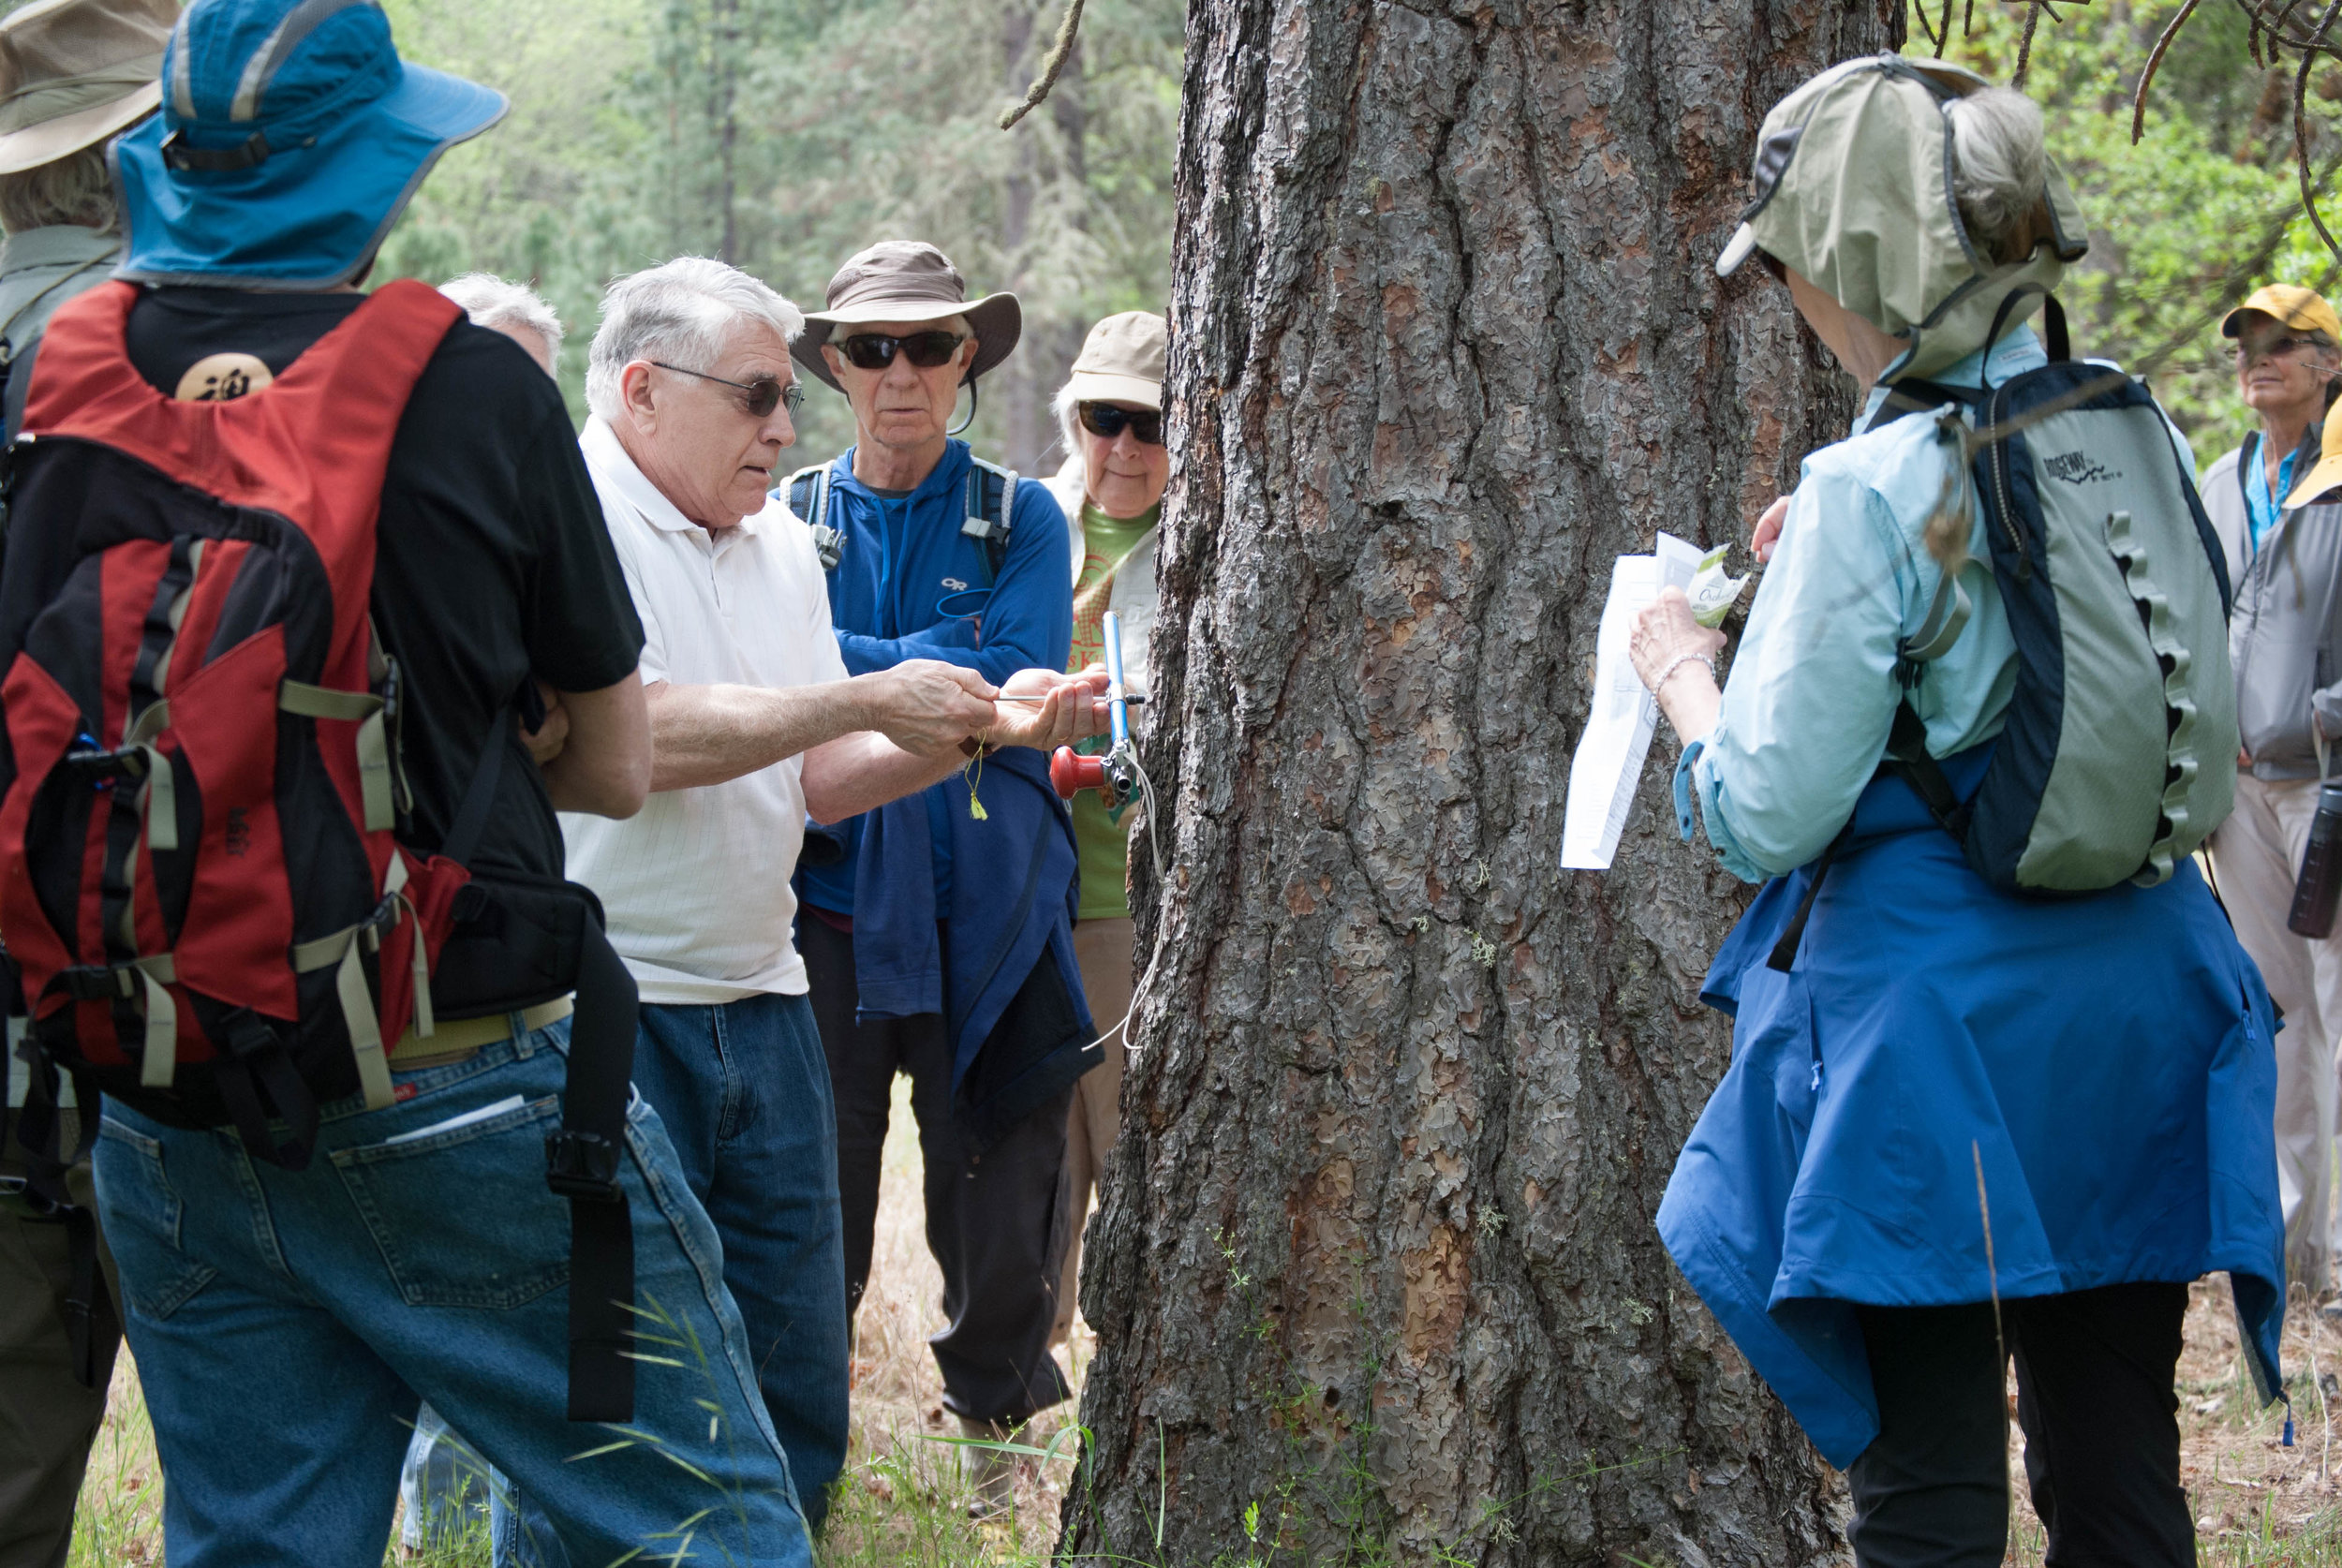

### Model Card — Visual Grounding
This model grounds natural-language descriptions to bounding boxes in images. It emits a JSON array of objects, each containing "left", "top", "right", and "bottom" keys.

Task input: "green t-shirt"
[{"left": 1068, "top": 501, "right": 1159, "bottom": 921}]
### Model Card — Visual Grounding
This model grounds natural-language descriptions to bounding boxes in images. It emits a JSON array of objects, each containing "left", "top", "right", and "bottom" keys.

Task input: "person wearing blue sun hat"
[
  {"left": 110, "top": 0, "right": 503, "bottom": 288},
  {"left": 28, "top": 1, "right": 819, "bottom": 1563}
]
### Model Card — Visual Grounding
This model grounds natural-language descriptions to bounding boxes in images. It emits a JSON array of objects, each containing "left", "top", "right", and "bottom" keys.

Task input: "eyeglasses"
[
  {"left": 1077, "top": 403, "right": 1164, "bottom": 446},
  {"left": 651, "top": 361, "right": 804, "bottom": 418},
  {"left": 837, "top": 331, "right": 967, "bottom": 372}
]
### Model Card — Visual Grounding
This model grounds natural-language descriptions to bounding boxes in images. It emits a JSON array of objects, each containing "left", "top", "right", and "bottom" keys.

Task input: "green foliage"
[
  {"left": 1912, "top": 5, "right": 2342, "bottom": 457},
  {"left": 372, "top": 0, "right": 1180, "bottom": 460}
]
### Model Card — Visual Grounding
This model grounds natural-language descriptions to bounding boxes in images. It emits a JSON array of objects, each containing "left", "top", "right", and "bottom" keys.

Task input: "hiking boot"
[{"left": 957, "top": 1415, "right": 1017, "bottom": 1520}]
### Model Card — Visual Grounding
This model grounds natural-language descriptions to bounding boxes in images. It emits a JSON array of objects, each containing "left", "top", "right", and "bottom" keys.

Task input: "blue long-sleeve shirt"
[
  {"left": 1673, "top": 329, "right": 2202, "bottom": 881},
  {"left": 795, "top": 440, "right": 1073, "bottom": 915}
]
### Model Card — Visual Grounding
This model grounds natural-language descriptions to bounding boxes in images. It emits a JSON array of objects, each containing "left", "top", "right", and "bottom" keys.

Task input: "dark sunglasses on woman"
[
  {"left": 652, "top": 361, "right": 805, "bottom": 418},
  {"left": 1078, "top": 402, "right": 1164, "bottom": 446},
  {"left": 837, "top": 330, "right": 967, "bottom": 372}
]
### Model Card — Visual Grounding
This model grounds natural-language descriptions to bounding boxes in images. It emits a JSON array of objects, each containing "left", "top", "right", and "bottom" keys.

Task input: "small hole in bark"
[{"left": 1323, "top": 1384, "right": 1341, "bottom": 1409}]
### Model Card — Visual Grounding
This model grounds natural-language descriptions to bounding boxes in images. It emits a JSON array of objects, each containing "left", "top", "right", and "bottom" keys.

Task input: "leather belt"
[{"left": 388, "top": 996, "right": 574, "bottom": 1067}]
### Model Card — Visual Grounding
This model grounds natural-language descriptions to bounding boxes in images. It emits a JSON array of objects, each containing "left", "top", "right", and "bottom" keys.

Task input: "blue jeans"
[
  {"left": 398, "top": 1402, "right": 489, "bottom": 1551},
  {"left": 91, "top": 1014, "right": 813, "bottom": 1568},
  {"left": 630, "top": 993, "right": 850, "bottom": 1529}
]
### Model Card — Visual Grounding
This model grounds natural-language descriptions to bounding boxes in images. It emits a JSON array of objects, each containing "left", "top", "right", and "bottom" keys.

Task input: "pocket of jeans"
[
  {"left": 94, "top": 1117, "right": 216, "bottom": 1321},
  {"left": 331, "top": 1095, "right": 571, "bottom": 1309}
]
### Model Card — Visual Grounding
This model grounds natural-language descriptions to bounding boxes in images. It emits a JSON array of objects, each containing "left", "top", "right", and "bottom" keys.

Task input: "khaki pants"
[
  {"left": 1053, "top": 917, "right": 1134, "bottom": 1346},
  {"left": 0, "top": 1151, "right": 120, "bottom": 1568},
  {"left": 2208, "top": 772, "right": 2342, "bottom": 1292}
]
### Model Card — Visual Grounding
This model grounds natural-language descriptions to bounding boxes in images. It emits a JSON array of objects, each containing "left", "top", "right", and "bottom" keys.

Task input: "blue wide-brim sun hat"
[{"left": 112, "top": 0, "right": 506, "bottom": 289}]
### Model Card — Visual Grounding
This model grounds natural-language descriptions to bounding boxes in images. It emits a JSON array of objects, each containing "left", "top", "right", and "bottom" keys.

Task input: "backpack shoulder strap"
[
  {"left": 785, "top": 463, "right": 841, "bottom": 570},
  {"left": 963, "top": 456, "right": 1018, "bottom": 583},
  {"left": 2, "top": 327, "right": 40, "bottom": 446}
]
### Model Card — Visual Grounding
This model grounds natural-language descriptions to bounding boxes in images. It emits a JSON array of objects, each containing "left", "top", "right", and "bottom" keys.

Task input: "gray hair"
[
  {"left": 1946, "top": 87, "right": 2047, "bottom": 261},
  {"left": 438, "top": 273, "right": 565, "bottom": 372},
  {"left": 586, "top": 257, "right": 805, "bottom": 421},
  {"left": 1050, "top": 377, "right": 1086, "bottom": 475},
  {"left": 0, "top": 146, "right": 116, "bottom": 235}
]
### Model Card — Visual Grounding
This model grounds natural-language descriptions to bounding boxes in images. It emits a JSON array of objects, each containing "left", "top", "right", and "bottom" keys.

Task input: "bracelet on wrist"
[{"left": 1651, "top": 651, "right": 1716, "bottom": 697}]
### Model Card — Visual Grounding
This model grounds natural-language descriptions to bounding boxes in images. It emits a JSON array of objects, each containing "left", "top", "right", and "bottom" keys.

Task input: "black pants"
[
  {"left": 799, "top": 915, "right": 1075, "bottom": 1425},
  {"left": 1850, "top": 1282, "right": 2194, "bottom": 1568}
]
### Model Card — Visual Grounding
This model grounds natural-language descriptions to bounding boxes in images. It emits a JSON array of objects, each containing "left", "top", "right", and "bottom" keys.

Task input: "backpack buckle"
[
  {"left": 0, "top": 1173, "right": 61, "bottom": 1221},
  {"left": 544, "top": 1130, "right": 623, "bottom": 1203},
  {"left": 810, "top": 523, "right": 843, "bottom": 571},
  {"left": 60, "top": 740, "right": 147, "bottom": 789}
]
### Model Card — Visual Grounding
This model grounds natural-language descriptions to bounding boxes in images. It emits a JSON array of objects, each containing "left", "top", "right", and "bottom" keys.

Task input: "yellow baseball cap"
[
  {"left": 2286, "top": 408, "right": 2342, "bottom": 510},
  {"left": 2223, "top": 283, "right": 2342, "bottom": 345}
]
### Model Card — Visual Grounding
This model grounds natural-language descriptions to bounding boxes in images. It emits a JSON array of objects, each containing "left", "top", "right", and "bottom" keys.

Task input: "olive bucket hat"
[
  {"left": 1716, "top": 54, "right": 2089, "bottom": 383},
  {"left": 111, "top": 0, "right": 506, "bottom": 289},
  {"left": 0, "top": 0, "right": 174, "bottom": 178},
  {"left": 793, "top": 240, "right": 1020, "bottom": 393}
]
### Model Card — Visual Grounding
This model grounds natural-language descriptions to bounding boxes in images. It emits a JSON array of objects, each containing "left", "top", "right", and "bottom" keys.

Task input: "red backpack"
[{"left": 0, "top": 280, "right": 638, "bottom": 1420}]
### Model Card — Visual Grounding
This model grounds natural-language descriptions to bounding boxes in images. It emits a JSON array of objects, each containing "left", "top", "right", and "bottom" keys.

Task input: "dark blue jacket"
[{"left": 788, "top": 442, "right": 1091, "bottom": 1122}]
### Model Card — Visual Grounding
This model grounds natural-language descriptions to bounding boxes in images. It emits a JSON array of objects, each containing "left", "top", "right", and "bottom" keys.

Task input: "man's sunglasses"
[
  {"left": 837, "top": 331, "right": 967, "bottom": 372},
  {"left": 652, "top": 361, "right": 804, "bottom": 418},
  {"left": 1077, "top": 403, "right": 1164, "bottom": 446}
]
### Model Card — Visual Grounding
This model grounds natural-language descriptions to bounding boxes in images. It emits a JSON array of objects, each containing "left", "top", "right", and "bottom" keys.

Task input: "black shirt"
[{"left": 124, "top": 288, "right": 644, "bottom": 878}]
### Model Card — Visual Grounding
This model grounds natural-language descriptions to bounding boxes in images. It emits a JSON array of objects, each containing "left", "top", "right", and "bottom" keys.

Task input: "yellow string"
[{"left": 965, "top": 730, "right": 990, "bottom": 821}]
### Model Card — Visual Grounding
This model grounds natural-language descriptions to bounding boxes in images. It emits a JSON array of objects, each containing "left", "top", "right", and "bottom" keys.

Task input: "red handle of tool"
[{"left": 1051, "top": 747, "right": 1104, "bottom": 799}]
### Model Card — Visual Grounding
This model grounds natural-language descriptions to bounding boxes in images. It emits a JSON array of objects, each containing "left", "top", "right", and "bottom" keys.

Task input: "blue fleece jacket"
[
  {"left": 788, "top": 441, "right": 1085, "bottom": 1087},
  {"left": 796, "top": 440, "right": 1074, "bottom": 918}
]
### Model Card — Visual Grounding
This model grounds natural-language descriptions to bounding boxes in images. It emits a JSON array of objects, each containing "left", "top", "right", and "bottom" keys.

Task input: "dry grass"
[
  {"left": 816, "top": 1077, "right": 1093, "bottom": 1564},
  {"left": 2004, "top": 1275, "right": 2342, "bottom": 1567},
  {"left": 62, "top": 1099, "right": 2342, "bottom": 1563}
]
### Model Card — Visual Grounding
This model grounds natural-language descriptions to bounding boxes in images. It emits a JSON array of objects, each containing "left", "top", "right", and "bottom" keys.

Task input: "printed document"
[{"left": 1561, "top": 532, "right": 1703, "bottom": 870}]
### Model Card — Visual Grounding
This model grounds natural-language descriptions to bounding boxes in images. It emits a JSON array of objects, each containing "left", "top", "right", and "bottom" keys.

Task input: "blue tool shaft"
[{"left": 1103, "top": 609, "right": 1132, "bottom": 751}]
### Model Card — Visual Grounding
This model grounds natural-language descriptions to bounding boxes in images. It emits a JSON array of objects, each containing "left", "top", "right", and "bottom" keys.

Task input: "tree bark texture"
[{"left": 1069, "top": 3, "right": 1900, "bottom": 1564}]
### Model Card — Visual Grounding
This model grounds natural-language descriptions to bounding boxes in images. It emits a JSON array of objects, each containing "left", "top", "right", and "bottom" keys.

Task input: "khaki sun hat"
[
  {"left": 1716, "top": 54, "right": 2088, "bottom": 383},
  {"left": 2285, "top": 406, "right": 2342, "bottom": 510},
  {"left": 2223, "top": 283, "right": 2342, "bottom": 347},
  {"left": 0, "top": 0, "right": 172, "bottom": 179},
  {"left": 1065, "top": 310, "right": 1164, "bottom": 409},
  {"left": 793, "top": 240, "right": 1021, "bottom": 393}
]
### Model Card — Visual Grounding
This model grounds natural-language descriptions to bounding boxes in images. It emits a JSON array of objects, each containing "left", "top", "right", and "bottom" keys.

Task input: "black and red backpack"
[{"left": 0, "top": 279, "right": 638, "bottom": 1420}]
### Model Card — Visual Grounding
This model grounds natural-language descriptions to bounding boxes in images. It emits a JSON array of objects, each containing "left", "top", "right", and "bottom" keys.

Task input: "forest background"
[
  {"left": 345, "top": 0, "right": 2342, "bottom": 479},
  {"left": 0, "top": 0, "right": 2316, "bottom": 480},
  {"left": 31, "top": 0, "right": 2342, "bottom": 1562}
]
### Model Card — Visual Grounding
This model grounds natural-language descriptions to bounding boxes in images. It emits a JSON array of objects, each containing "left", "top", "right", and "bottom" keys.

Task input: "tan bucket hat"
[
  {"left": 1716, "top": 54, "right": 2088, "bottom": 383},
  {"left": 793, "top": 240, "right": 1020, "bottom": 393},
  {"left": 0, "top": 0, "right": 172, "bottom": 179},
  {"left": 1065, "top": 310, "right": 1164, "bottom": 408}
]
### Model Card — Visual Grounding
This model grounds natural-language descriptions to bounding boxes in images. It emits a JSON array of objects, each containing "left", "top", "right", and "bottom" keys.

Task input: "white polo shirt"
[{"left": 561, "top": 417, "right": 848, "bottom": 1003}]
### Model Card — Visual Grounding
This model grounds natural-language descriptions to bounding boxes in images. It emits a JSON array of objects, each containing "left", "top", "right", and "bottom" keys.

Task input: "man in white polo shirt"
[{"left": 563, "top": 257, "right": 1103, "bottom": 1529}]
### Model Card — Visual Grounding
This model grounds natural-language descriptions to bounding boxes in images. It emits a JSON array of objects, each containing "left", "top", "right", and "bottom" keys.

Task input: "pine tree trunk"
[{"left": 1066, "top": 4, "right": 1899, "bottom": 1563}]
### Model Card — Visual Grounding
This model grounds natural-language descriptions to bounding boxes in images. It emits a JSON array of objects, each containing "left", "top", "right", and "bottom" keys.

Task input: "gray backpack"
[{"left": 1872, "top": 294, "right": 2236, "bottom": 895}]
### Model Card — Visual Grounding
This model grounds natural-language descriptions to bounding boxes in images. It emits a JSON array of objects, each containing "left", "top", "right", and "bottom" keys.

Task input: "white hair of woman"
[
  {"left": 438, "top": 273, "right": 566, "bottom": 372},
  {"left": 1049, "top": 379, "right": 1089, "bottom": 476},
  {"left": 585, "top": 257, "right": 804, "bottom": 422},
  {"left": 1945, "top": 87, "right": 2046, "bottom": 262}
]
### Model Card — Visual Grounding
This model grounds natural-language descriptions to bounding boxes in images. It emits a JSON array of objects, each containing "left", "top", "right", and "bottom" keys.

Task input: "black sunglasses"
[
  {"left": 837, "top": 331, "right": 967, "bottom": 372},
  {"left": 1077, "top": 403, "right": 1164, "bottom": 446},
  {"left": 2234, "top": 335, "right": 2329, "bottom": 362},
  {"left": 652, "top": 361, "right": 804, "bottom": 418}
]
